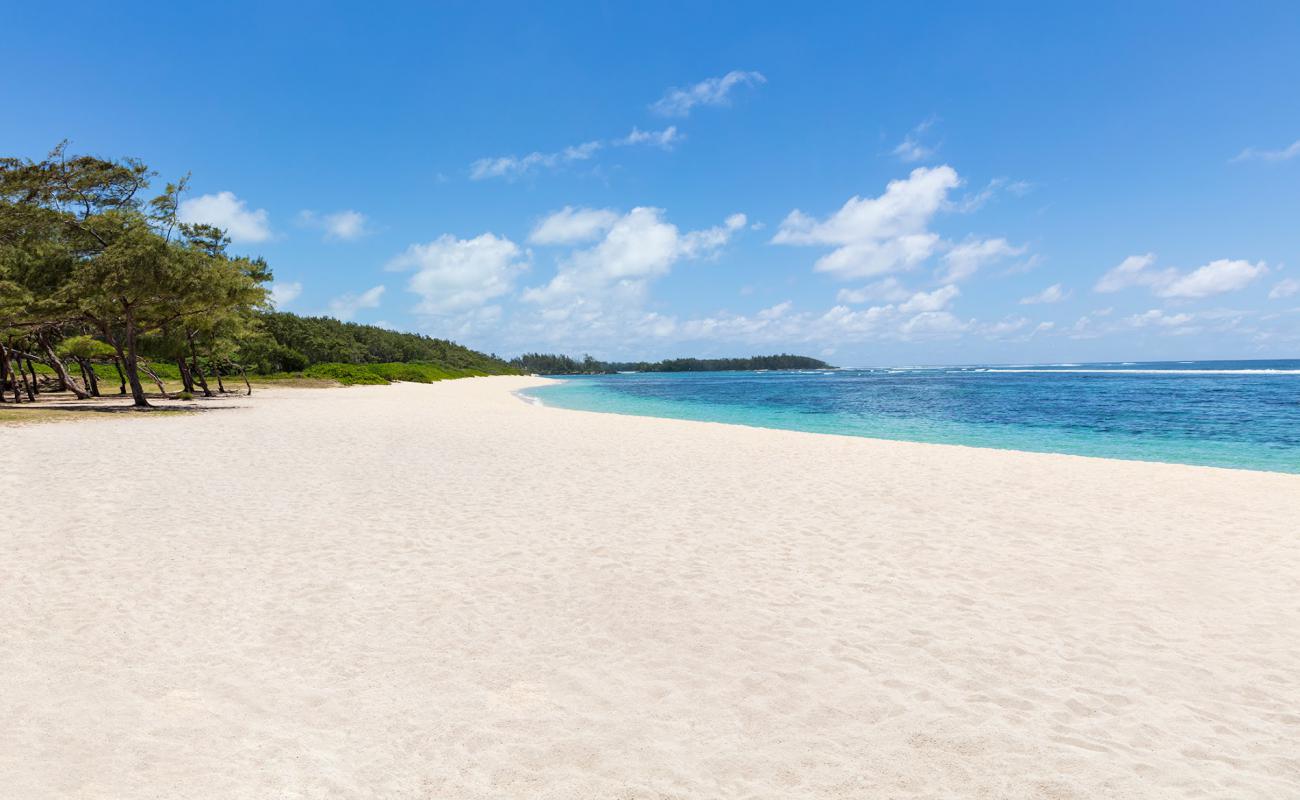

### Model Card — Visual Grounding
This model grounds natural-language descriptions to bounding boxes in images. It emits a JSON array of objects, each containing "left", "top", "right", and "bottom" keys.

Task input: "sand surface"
[{"left": 3, "top": 376, "right": 1299, "bottom": 799}]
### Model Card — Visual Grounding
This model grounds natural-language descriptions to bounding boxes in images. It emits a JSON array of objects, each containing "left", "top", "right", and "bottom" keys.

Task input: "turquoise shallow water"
[{"left": 521, "top": 360, "right": 1300, "bottom": 474}]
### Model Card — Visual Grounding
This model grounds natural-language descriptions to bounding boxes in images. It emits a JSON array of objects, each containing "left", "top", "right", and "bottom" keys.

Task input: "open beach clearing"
[{"left": 3, "top": 376, "right": 1298, "bottom": 798}]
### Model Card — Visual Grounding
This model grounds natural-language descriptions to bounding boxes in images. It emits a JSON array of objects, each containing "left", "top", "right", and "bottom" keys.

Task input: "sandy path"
[{"left": 2, "top": 377, "right": 1298, "bottom": 798}]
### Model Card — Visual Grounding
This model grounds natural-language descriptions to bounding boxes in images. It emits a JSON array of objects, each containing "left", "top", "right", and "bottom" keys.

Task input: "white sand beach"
[{"left": 3, "top": 376, "right": 1298, "bottom": 799}]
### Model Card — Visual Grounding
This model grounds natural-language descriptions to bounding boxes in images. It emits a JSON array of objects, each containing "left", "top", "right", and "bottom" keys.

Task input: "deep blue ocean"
[{"left": 520, "top": 360, "right": 1300, "bottom": 474}]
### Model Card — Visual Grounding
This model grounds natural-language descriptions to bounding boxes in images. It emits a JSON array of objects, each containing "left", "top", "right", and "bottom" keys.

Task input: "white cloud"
[
  {"left": 387, "top": 233, "right": 528, "bottom": 314},
  {"left": 470, "top": 141, "right": 602, "bottom": 181},
  {"left": 899, "top": 311, "right": 969, "bottom": 338},
  {"left": 1094, "top": 253, "right": 1170, "bottom": 293},
  {"left": 892, "top": 118, "right": 936, "bottom": 163},
  {"left": 618, "top": 126, "right": 684, "bottom": 149},
  {"left": 650, "top": 70, "right": 766, "bottom": 116},
  {"left": 1019, "top": 283, "right": 1068, "bottom": 304},
  {"left": 955, "top": 177, "right": 1033, "bottom": 213},
  {"left": 523, "top": 207, "right": 743, "bottom": 308},
  {"left": 268, "top": 281, "right": 302, "bottom": 308},
  {"left": 178, "top": 191, "right": 271, "bottom": 243},
  {"left": 980, "top": 317, "right": 1056, "bottom": 342},
  {"left": 1161, "top": 259, "right": 1267, "bottom": 299},
  {"left": 298, "top": 209, "right": 369, "bottom": 241},
  {"left": 1126, "top": 309, "right": 1194, "bottom": 328},
  {"left": 898, "top": 284, "right": 959, "bottom": 313},
  {"left": 836, "top": 277, "right": 911, "bottom": 304},
  {"left": 1269, "top": 278, "right": 1300, "bottom": 299},
  {"left": 773, "top": 165, "right": 960, "bottom": 279},
  {"left": 1097, "top": 254, "right": 1266, "bottom": 299},
  {"left": 1230, "top": 140, "right": 1300, "bottom": 163},
  {"left": 529, "top": 207, "right": 620, "bottom": 245},
  {"left": 329, "top": 285, "right": 385, "bottom": 321},
  {"left": 471, "top": 125, "right": 685, "bottom": 181},
  {"left": 940, "top": 237, "right": 1026, "bottom": 282}
]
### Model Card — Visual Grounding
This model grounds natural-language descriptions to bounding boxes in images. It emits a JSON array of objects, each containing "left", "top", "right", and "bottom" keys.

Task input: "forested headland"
[
  {"left": 0, "top": 145, "right": 514, "bottom": 409},
  {"left": 510, "top": 353, "right": 833, "bottom": 375}
]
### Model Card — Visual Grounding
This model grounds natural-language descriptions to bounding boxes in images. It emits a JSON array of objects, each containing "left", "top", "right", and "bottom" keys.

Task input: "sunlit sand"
[{"left": 4, "top": 377, "right": 1298, "bottom": 798}]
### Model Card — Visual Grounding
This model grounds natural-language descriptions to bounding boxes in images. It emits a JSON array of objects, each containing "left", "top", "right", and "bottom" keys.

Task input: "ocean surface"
[{"left": 520, "top": 360, "right": 1300, "bottom": 474}]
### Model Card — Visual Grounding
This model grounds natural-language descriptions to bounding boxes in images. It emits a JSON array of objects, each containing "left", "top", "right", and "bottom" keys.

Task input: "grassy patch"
[
  {"left": 251, "top": 362, "right": 490, "bottom": 386},
  {"left": 0, "top": 407, "right": 87, "bottom": 426}
]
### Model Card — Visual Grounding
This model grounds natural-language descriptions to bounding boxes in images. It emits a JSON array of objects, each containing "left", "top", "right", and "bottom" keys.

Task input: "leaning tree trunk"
[
  {"left": 17, "top": 357, "right": 36, "bottom": 401},
  {"left": 191, "top": 357, "right": 211, "bottom": 396},
  {"left": 212, "top": 355, "right": 226, "bottom": 393},
  {"left": 175, "top": 357, "right": 194, "bottom": 393},
  {"left": 120, "top": 306, "right": 150, "bottom": 407},
  {"left": 37, "top": 334, "right": 91, "bottom": 400},
  {"left": 0, "top": 343, "right": 11, "bottom": 403},
  {"left": 188, "top": 340, "right": 212, "bottom": 397},
  {"left": 236, "top": 362, "right": 252, "bottom": 395},
  {"left": 113, "top": 358, "right": 126, "bottom": 395},
  {"left": 78, "top": 357, "right": 101, "bottom": 396},
  {"left": 25, "top": 358, "right": 39, "bottom": 397},
  {"left": 138, "top": 362, "right": 169, "bottom": 397}
]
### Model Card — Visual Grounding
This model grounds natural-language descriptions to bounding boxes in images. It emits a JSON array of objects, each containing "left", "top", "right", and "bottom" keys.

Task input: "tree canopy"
[{"left": 0, "top": 144, "right": 513, "bottom": 408}]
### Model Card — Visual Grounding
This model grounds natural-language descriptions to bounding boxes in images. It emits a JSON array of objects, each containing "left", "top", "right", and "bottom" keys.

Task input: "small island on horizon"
[{"left": 509, "top": 352, "right": 833, "bottom": 375}]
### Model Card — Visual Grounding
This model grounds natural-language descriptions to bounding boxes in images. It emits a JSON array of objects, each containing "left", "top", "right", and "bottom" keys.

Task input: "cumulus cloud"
[
  {"left": 1230, "top": 140, "right": 1300, "bottom": 163},
  {"left": 523, "top": 207, "right": 744, "bottom": 308},
  {"left": 387, "top": 233, "right": 528, "bottom": 314},
  {"left": 836, "top": 277, "right": 911, "bottom": 304},
  {"left": 329, "top": 285, "right": 385, "bottom": 321},
  {"left": 1126, "top": 309, "right": 1195, "bottom": 329},
  {"left": 1095, "top": 254, "right": 1266, "bottom": 298},
  {"left": 641, "top": 299, "right": 973, "bottom": 349},
  {"left": 268, "top": 281, "right": 302, "bottom": 308},
  {"left": 940, "top": 237, "right": 1026, "bottom": 282},
  {"left": 650, "top": 70, "right": 766, "bottom": 116},
  {"left": 1019, "top": 283, "right": 1068, "bottom": 304},
  {"left": 1269, "top": 278, "right": 1300, "bottom": 299},
  {"left": 529, "top": 207, "right": 621, "bottom": 246},
  {"left": 1162, "top": 259, "right": 1268, "bottom": 299},
  {"left": 298, "top": 209, "right": 369, "bottom": 241},
  {"left": 1094, "top": 253, "right": 1170, "bottom": 293},
  {"left": 898, "top": 284, "right": 959, "bottom": 313},
  {"left": 899, "top": 311, "right": 970, "bottom": 338},
  {"left": 773, "top": 165, "right": 960, "bottom": 279},
  {"left": 178, "top": 191, "right": 271, "bottom": 243}
]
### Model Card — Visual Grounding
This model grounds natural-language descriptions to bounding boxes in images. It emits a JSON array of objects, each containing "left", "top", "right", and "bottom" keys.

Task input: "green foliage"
[
  {"left": 511, "top": 352, "right": 833, "bottom": 375},
  {"left": 58, "top": 334, "right": 117, "bottom": 360},
  {"left": 251, "top": 312, "right": 516, "bottom": 375},
  {"left": 1, "top": 143, "right": 518, "bottom": 406},
  {"left": 291, "top": 362, "right": 489, "bottom": 386},
  {"left": 301, "top": 363, "right": 391, "bottom": 385}
]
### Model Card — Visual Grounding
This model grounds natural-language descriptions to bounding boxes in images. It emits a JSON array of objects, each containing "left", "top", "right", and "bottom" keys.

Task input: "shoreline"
[
  {"left": 518, "top": 375, "right": 1300, "bottom": 479},
  {"left": 5, "top": 376, "right": 1299, "bottom": 797}
]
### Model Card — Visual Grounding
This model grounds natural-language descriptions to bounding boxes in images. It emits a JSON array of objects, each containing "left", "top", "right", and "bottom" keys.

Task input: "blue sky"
[{"left": 5, "top": 1, "right": 1299, "bottom": 365}]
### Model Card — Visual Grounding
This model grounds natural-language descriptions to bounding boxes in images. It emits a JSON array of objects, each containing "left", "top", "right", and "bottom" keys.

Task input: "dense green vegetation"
[
  {"left": 245, "top": 312, "right": 512, "bottom": 375},
  {"left": 1, "top": 144, "right": 514, "bottom": 408},
  {"left": 511, "top": 352, "right": 833, "bottom": 375}
]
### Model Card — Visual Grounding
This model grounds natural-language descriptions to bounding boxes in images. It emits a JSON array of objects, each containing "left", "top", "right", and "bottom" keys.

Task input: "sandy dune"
[{"left": 3, "top": 376, "right": 1298, "bottom": 799}]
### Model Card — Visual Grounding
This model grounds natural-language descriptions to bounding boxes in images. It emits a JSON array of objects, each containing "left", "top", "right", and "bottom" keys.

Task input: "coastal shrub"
[{"left": 302, "top": 363, "right": 390, "bottom": 385}]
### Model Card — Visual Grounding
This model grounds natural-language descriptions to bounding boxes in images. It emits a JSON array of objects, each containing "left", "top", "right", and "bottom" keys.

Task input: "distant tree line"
[
  {"left": 245, "top": 312, "right": 515, "bottom": 375},
  {"left": 511, "top": 352, "right": 832, "bottom": 375},
  {"left": 0, "top": 143, "right": 513, "bottom": 408}
]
